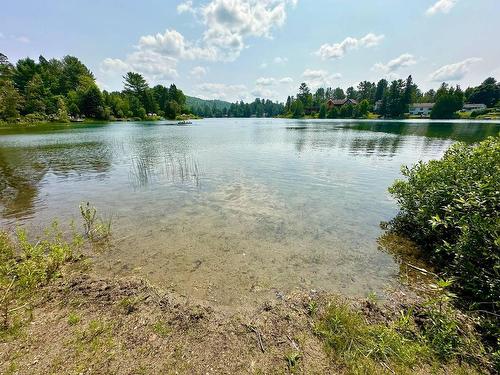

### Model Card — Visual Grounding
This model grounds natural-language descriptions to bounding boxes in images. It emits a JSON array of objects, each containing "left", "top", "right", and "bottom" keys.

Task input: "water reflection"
[
  {"left": 0, "top": 149, "right": 46, "bottom": 219},
  {"left": 346, "top": 121, "right": 499, "bottom": 143},
  {"left": 0, "top": 139, "right": 112, "bottom": 221}
]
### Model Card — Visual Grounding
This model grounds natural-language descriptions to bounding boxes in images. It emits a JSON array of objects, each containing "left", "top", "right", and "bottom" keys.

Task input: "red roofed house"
[{"left": 326, "top": 98, "right": 358, "bottom": 109}]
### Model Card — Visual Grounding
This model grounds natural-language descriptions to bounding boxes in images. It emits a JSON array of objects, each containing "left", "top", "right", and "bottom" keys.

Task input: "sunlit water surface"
[{"left": 1, "top": 119, "right": 498, "bottom": 307}]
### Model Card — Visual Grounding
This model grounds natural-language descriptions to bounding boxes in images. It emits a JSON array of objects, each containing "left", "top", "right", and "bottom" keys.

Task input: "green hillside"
[{"left": 185, "top": 96, "right": 232, "bottom": 111}]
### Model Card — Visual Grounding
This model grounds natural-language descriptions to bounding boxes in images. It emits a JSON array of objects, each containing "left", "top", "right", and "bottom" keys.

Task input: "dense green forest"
[
  {"left": 190, "top": 98, "right": 285, "bottom": 118},
  {"left": 284, "top": 76, "right": 500, "bottom": 119},
  {"left": 1, "top": 53, "right": 498, "bottom": 122},
  {"left": 0, "top": 53, "right": 190, "bottom": 122}
]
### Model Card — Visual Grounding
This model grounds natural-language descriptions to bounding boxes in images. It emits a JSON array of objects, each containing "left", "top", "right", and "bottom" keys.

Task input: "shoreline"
[
  {"left": 0, "top": 227, "right": 493, "bottom": 374},
  {"left": 1, "top": 116, "right": 500, "bottom": 129},
  {"left": 0, "top": 264, "right": 486, "bottom": 375}
]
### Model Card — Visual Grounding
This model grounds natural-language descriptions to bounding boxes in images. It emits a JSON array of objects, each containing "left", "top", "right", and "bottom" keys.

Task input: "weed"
[
  {"left": 0, "top": 222, "right": 81, "bottom": 330},
  {"left": 306, "top": 300, "right": 318, "bottom": 316},
  {"left": 68, "top": 312, "right": 80, "bottom": 326},
  {"left": 367, "top": 291, "right": 378, "bottom": 305},
  {"left": 284, "top": 351, "right": 300, "bottom": 373},
  {"left": 79, "top": 202, "right": 112, "bottom": 242},
  {"left": 315, "top": 300, "right": 428, "bottom": 373},
  {"left": 152, "top": 320, "right": 171, "bottom": 337},
  {"left": 118, "top": 296, "right": 140, "bottom": 314}
]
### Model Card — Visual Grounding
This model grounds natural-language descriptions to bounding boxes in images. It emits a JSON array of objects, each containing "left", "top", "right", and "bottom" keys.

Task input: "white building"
[
  {"left": 409, "top": 103, "right": 434, "bottom": 117},
  {"left": 462, "top": 103, "right": 487, "bottom": 112}
]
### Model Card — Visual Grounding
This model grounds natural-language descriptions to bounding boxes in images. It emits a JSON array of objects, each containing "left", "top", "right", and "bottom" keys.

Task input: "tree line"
[
  {"left": 190, "top": 98, "right": 284, "bottom": 118},
  {"left": 0, "top": 53, "right": 189, "bottom": 122},
  {"left": 284, "top": 76, "right": 499, "bottom": 119}
]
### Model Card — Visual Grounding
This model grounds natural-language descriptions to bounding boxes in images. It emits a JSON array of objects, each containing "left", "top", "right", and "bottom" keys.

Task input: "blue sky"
[{"left": 1, "top": 0, "right": 499, "bottom": 102}]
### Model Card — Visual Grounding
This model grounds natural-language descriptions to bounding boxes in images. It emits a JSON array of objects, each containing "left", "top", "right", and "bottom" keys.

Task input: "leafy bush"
[
  {"left": 470, "top": 109, "right": 490, "bottom": 118},
  {"left": 0, "top": 222, "right": 82, "bottom": 329},
  {"left": 388, "top": 136, "right": 499, "bottom": 307}
]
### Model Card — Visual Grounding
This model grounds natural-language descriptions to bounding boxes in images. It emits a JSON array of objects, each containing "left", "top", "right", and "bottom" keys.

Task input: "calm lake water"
[{"left": 1, "top": 119, "right": 498, "bottom": 307}]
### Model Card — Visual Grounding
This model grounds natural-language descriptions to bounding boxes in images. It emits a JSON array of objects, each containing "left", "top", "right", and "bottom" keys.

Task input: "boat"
[{"left": 177, "top": 120, "right": 192, "bottom": 125}]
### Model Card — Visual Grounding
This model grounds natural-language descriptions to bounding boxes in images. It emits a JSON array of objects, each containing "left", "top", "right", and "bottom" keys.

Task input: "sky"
[{"left": 1, "top": 0, "right": 499, "bottom": 103}]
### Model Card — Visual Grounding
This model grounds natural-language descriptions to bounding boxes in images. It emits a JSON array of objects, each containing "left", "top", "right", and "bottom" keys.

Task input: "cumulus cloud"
[
  {"left": 273, "top": 56, "right": 288, "bottom": 64},
  {"left": 426, "top": 0, "right": 458, "bottom": 16},
  {"left": 101, "top": 0, "right": 297, "bottom": 85},
  {"left": 138, "top": 29, "right": 216, "bottom": 60},
  {"left": 177, "top": 0, "right": 195, "bottom": 14},
  {"left": 255, "top": 76, "right": 294, "bottom": 87},
  {"left": 315, "top": 33, "right": 384, "bottom": 60},
  {"left": 190, "top": 66, "right": 208, "bottom": 78},
  {"left": 256, "top": 77, "right": 277, "bottom": 86},
  {"left": 101, "top": 50, "right": 179, "bottom": 82},
  {"left": 200, "top": 0, "right": 297, "bottom": 61},
  {"left": 373, "top": 53, "right": 417, "bottom": 73},
  {"left": 429, "top": 58, "right": 482, "bottom": 81},
  {"left": 302, "top": 69, "right": 342, "bottom": 89}
]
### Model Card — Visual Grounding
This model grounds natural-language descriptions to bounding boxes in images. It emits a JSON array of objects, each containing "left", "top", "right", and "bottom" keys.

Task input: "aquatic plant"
[{"left": 79, "top": 202, "right": 112, "bottom": 242}]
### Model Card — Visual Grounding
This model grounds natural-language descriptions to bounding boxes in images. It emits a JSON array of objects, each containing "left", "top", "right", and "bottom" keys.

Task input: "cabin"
[
  {"left": 409, "top": 103, "right": 434, "bottom": 117},
  {"left": 461, "top": 103, "right": 487, "bottom": 112},
  {"left": 326, "top": 98, "right": 358, "bottom": 109}
]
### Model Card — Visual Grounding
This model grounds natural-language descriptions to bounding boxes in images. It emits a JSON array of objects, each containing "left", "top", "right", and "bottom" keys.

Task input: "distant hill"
[{"left": 185, "top": 96, "right": 232, "bottom": 111}]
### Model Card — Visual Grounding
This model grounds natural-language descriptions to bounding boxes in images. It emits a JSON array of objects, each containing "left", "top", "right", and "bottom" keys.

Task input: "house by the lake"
[
  {"left": 409, "top": 103, "right": 434, "bottom": 117},
  {"left": 461, "top": 103, "right": 487, "bottom": 112},
  {"left": 327, "top": 98, "right": 358, "bottom": 109}
]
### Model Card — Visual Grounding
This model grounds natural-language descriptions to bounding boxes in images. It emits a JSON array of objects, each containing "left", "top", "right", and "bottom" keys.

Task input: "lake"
[{"left": 0, "top": 119, "right": 498, "bottom": 308}]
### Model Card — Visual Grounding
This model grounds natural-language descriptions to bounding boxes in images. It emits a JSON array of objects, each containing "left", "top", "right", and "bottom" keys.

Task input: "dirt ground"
[
  {"left": 1, "top": 271, "right": 342, "bottom": 375},
  {"left": 0, "top": 238, "right": 487, "bottom": 375}
]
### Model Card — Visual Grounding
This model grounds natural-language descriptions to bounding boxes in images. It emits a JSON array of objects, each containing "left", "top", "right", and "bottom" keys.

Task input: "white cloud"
[
  {"left": 273, "top": 56, "right": 288, "bottom": 64},
  {"left": 138, "top": 29, "right": 216, "bottom": 60},
  {"left": 256, "top": 77, "right": 277, "bottom": 86},
  {"left": 190, "top": 66, "right": 208, "bottom": 78},
  {"left": 429, "top": 57, "right": 482, "bottom": 81},
  {"left": 177, "top": 0, "right": 195, "bottom": 14},
  {"left": 102, "top": 0, "right": 296, "bottom": 83},
  {"left": 373, "top": 53, "right": 417, "bottom": 73},
  {"left": 426, "top": 0, "right": 458, "bottom": 16},
  {"left": 200, "top": 0, "right": 297, "bottom": 61},
  {"left": 195, "top": 82, "right": 249, "bottom": 101},
  {"left": 260, "top": 56, "right": 288, "bottom": 69},
  {"left": 315, "top": 33, "right": 384, "bottom": 60},
  {"left": 101, "top": 50, "right": 179, "bottom": 83},
  {"left": 279, "top": 77, "right": 293, "bottom": 84},
  {"left": 302, "top": 69, "right": 342, "bottom": 89},
  {"left": 255, "top": 76, "right": 294, "bottom": 87}
]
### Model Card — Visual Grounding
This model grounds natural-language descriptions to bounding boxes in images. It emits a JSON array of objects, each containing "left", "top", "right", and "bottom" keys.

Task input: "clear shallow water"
[{"left": 1, "top": 119, "right": 498, "bottom": 307}]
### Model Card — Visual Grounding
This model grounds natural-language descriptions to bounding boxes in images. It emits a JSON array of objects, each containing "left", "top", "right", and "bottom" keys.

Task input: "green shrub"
[
  {"left": 388, "top": 136, "right": 500, "bottom": 307},
  {"left": 0, "top": 222, "right": 82, "bottom": 329},
  {"left": 470, "top": 109, "right": 489, "bottom": 118}
]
